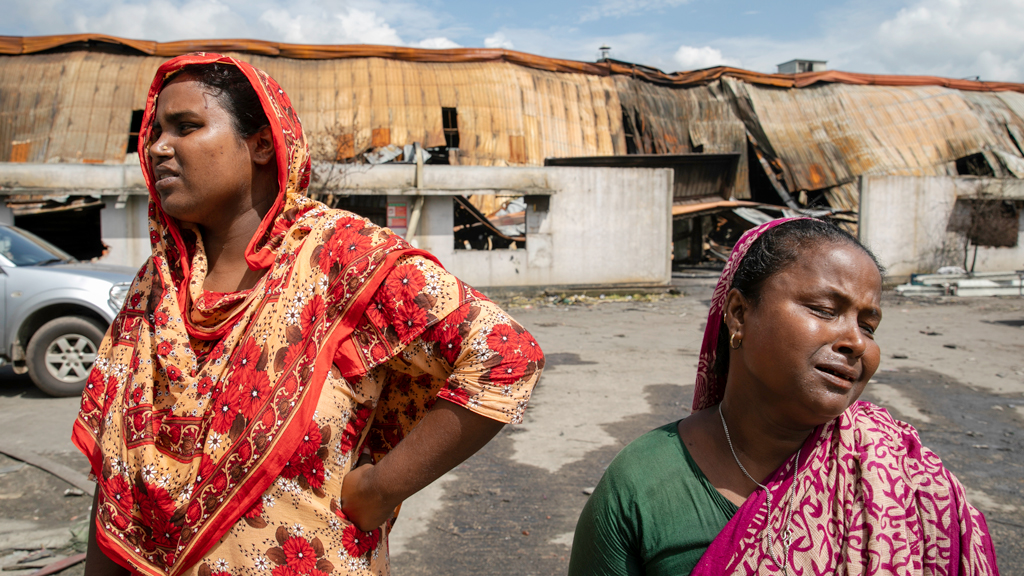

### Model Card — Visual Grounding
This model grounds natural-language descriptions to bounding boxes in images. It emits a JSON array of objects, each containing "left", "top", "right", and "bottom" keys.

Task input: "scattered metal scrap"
[
  {"left": 896, "top": 271, "right": 1024, "bottom": 297},
  {"left": 26, "top": 554, "right": 85, "bottom": 576},
  {"left": 453, "top": 196, "right": 524, "bottom": 250},
  {"left": 2, "top": 195, "right": 103, "bottom": 217}
]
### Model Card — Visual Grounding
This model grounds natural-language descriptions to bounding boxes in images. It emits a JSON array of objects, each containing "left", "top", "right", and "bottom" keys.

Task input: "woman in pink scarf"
[{"left": 569, "top": 218, "right": 999, "bottom": 575}]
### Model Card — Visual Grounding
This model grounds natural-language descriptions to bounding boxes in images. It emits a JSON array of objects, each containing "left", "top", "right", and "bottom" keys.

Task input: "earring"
[{"left": 729, "top": 333, "right": 742, "bottom": 349}]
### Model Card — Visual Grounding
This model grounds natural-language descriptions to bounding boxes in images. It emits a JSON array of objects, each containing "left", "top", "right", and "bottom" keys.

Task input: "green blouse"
[{"left": 568, "top": 421, "right": 738, "bottom": 576}]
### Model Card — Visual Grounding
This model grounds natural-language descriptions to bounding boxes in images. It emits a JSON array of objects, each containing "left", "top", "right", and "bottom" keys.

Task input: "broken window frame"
[
  {"left": 126, "top": 109, "right": 145, "bottom": 155},
  {"left": 442, "top": 107, "right": 460, "bottom": 149},
  {"left": 453, "top": 196, "right": 526, "bottom": 251}
]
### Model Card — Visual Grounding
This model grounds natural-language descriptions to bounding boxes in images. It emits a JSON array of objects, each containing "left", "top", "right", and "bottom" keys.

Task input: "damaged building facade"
[{"left": 2, "top": 34, "right": 1024, "bottom": 286}]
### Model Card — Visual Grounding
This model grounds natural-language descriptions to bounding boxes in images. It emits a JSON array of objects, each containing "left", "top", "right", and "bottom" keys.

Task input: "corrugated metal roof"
[
  {"left": 0, "top": 51, "right": 159, "bottom": 164},
  {"left": 0, "top": 52, "right": 627, "bottom": 166},
  {"left": 729, "top": 79, "right": 1023, "bottom": 209},
  {"left": 5, "top": 34, "right": 1024, "bottom": 93},
  {"left": 6, "top": 35, "right": 1024, "bottom": 214}
]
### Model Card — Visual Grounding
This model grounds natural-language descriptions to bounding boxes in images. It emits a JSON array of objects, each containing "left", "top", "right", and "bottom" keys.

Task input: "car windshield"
[{"left": 0, "top": 226, "right": 76, "bottom": 266}]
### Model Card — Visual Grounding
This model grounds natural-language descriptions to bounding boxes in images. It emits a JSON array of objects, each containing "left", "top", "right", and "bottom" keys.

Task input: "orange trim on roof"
[{"left": 3, "top": 34, "right": 1024, "bottom": 93}]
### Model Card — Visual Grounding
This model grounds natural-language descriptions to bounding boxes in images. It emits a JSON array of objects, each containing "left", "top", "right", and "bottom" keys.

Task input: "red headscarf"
[{"left": 73, "top": 54, "right": 435, "bottom": 576}]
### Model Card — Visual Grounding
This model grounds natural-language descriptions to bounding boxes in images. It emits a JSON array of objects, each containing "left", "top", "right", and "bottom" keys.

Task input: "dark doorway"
[{"left": 14, "top": 202, "right": 106, "bottom": 261}]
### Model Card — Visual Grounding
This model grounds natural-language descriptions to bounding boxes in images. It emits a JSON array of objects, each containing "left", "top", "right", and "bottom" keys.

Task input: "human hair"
[
  {"left": 712, "top": 218, "right": 884, "bottom": 383},
  {"left": 173, "top": 62, "right": 269, "bottom": 138}
]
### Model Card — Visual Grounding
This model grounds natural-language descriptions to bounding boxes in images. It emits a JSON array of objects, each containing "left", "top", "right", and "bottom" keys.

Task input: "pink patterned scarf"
[{"left": 690, "top": 218, "right": 1000, "bottom": 575}]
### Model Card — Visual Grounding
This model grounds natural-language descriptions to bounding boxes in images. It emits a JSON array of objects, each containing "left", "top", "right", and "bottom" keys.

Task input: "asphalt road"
[{"left": 1, "top": 285, "right": 1022, "bottom": 575}]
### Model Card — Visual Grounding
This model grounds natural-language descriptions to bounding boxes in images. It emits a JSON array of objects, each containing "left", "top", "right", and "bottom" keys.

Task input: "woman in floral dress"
[{"left": 74, "top": 53, "right": 543, "bottom": 576}]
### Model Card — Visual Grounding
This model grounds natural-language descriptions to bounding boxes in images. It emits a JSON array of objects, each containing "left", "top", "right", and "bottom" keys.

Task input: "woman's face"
[
  {"left": 727, "top": 242, "right": 882, "bottom": 429},
  {"left": 148, "top": 75, "right": 263, "bottom": 227}
]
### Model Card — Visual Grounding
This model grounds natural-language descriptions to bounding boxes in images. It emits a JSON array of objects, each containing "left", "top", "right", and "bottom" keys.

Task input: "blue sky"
[{"left": 6, "top": 0, "right": 1024, "bottom": 80}]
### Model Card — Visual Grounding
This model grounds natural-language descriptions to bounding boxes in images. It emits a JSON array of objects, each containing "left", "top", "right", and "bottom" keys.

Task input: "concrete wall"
[
  {"left": 0, "top": 163, "right": 674, "bottom": 288},
  {"left": 860, "top": 175, "right": 1024, "bottom": 279},
  {"left": 413, "top": 168, "right": 673, "bottom": 287}
]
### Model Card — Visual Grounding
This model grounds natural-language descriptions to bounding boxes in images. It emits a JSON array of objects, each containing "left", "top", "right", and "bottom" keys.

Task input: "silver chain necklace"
[{"left": 719, "top": 404, "right": 801, "bottom": 575}]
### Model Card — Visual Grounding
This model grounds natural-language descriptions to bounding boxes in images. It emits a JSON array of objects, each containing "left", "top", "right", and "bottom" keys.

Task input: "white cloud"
[
  {"left": 15, "top": 0, "right": 455, "bottom": 48},
  {"left": 864, "top": 0, "right": 1024, "bottom": 81},
  {"left": 484, "top": 32, "right": 514, "bottom": 50},
  {"left": 672, "top": 45, "right": 739, "bottom": 70},
  {"left": 415, "top": 37, "right": 461, "bottom": 49},
  {"left": 72, "top": 0, "right": 243, "bottom": 40},
  {"left": 581, "top": 0, "right": 690, "bottom": 22},
  {"left": 657, "top": 0, "right": 1024, "bottom": 80},
  {"left": 258, "top": 7, "right": 403, "bottom": 45}
]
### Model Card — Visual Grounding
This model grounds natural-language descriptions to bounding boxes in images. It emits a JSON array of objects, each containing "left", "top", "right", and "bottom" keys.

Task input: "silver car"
[{"left": 0, "top": 224, "right": 135, "bottom": 396}]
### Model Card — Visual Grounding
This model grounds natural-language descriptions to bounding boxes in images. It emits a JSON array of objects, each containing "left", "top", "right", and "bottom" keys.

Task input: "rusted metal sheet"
[
  {"left": 729, "top": 79, "right": 1014, "bottom": 209},
  {"left": 545, "top": 154, "right": 739, "bottom": 201},
  {"left": 614, "top": 78, "right": 750, "bottom": 198},
  {"left": 671, "top": 199, "right": 761, "bottom": 216},
  {"left": 0, "top": 51, "right": 158, "bottom": 164},
  {"left": 7, "top": 39, "right": 1024, "bottom": 216},
  {"left": 0, "top": 51, "right": 625, "bottom": 167}
]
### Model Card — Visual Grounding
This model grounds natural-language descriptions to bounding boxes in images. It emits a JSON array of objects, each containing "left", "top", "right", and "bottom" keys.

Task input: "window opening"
[
  {"left": 955, "top": 152, "right": 995, "bottom": 177},
  {"left": 622, "top": 111, "right": 639, "bottom": 155},
  {"left": 442, "top": 108, "right": 460, "bottom": 149},
  {"left": 948, "top": 199, "right": 1022, "bottom": 272},
  {"left": 453, "top": 196, "right": 525, "bottom": 250},
  {"left": 126, "top": 110, "right": 145, "bottom": 155},
  {"left": 426, "top": 108, "right": 461, "bottom": 165},
  {"left": 12, "top": 197, "right": 106, "bottom": 261}
]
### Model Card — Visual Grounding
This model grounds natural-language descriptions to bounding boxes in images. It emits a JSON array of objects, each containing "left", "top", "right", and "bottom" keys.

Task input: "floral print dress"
[{"left": 185, "top": 255, "right": 542, "bottom": 576}]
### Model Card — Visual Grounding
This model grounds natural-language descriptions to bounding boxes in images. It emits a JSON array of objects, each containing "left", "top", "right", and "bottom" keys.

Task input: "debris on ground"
[
  {"left": 25, "top": 553, "right": 85, "bottom": 576},
  {"left": 500, "top": 291, "right": 683, "bottom": 310},
  {"left": 4, "top": 554, "right": 65, "bottom": 571},
  {"left": 16, "top": 551, "right": 52, "bottom": 564}
]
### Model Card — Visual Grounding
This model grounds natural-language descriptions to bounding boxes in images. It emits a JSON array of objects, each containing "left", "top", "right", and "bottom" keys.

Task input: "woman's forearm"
[
  {"left": 84, "top": 490, "right": 130, "bottom": 576},
  {"left": 340, "top": 398, "right": 505, "bottom": 530}
]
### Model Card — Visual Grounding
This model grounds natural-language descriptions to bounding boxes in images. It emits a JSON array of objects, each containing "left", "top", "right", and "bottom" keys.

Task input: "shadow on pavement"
[
  {"left": 391, "top": 383, "right": 692, "bottom": 576},
  {"left": 0, "top": 366, "right": 46, "bottom": 399}
]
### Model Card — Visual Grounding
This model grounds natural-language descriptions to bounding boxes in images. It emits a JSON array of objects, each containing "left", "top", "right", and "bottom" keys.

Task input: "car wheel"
[{"left": 26, "top": 316, "right": 106, "bottom": 397}]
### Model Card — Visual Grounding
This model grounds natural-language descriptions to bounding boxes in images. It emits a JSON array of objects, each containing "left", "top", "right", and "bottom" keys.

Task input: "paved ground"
[{"left": 1, "top": 280, "right": 1022, "bottom": 575}]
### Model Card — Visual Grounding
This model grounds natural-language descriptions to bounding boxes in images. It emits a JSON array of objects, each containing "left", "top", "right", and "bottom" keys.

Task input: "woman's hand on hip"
[
  {"left": 338, "top": 400, "right": 504, "bottom": 533},
  {"left": 340, "top": 462, "right": 396, "bottom": 532}
]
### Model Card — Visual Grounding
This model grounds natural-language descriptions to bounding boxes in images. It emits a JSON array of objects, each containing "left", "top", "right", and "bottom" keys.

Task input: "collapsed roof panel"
[
  {"left": 735, "top": 81, "right": 998, "bottom": 188},
  {"left": 5, "top": 34, "right": 1024, "bottom": 215}
]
